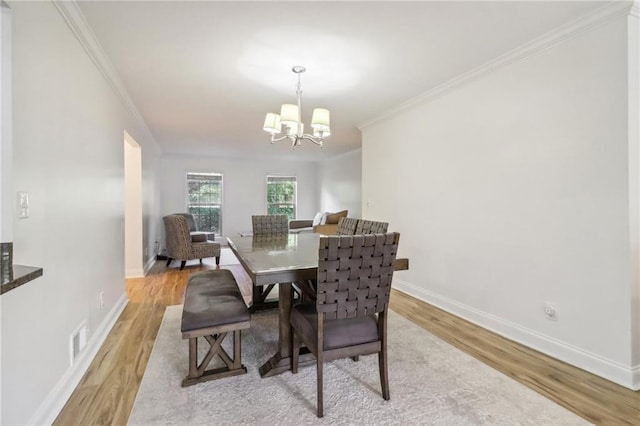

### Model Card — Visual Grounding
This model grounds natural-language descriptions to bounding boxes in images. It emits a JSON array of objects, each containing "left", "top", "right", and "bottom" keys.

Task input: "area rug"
[{"left": 128, "top": 306, "right": 589, "bottom": 425}]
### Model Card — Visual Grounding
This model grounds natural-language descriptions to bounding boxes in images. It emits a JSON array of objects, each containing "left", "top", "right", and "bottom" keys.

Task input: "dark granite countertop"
[{"left": 1, "top": 265, "right": 43, "bottom": 295}]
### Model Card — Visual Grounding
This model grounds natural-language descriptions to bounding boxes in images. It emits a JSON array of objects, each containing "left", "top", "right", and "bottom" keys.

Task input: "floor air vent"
[{"left": 70, "top": 321, "right": 88, "bottom": 365}]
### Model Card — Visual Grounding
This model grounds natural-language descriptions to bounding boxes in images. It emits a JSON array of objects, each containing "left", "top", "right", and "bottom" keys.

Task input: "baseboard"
[
  {"left": 126, "top": 267, "right": 145, "bottom": 278},
  {"left": 144, "top": 256, "right": 156, "bottom": 275},
  {"left": 392, "top": 278, "right": 639, "bottom": 391},
  {"left": 27, "top": 294, "right": 129, "bottom": 425}
]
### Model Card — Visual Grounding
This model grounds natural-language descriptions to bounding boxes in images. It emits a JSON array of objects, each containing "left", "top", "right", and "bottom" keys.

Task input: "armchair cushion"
[{"left": 190, "top": 232, "right": 208, "bottom": 243}]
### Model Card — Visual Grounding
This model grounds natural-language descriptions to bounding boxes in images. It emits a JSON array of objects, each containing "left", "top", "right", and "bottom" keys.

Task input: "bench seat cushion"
[{"left": 181, "top": 270, "right": 250, "bottom": 334}]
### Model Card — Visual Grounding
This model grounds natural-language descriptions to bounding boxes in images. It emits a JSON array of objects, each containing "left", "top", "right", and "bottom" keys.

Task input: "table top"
[
  {"left": 227, "top": 233, "right": 409, "bottom": 287},
  {"left": 227, "top": 233, "right": 320, "bottom": 285}
]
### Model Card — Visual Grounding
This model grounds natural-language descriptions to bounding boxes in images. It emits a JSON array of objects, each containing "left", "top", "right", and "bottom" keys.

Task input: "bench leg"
[{"left": 182, "top": 330, "right": 247, "bottom": 387}]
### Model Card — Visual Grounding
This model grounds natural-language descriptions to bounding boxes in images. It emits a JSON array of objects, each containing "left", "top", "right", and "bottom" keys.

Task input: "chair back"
[
  {"left": 316, "top": 233, "right": 400, "bottom": 320},
  {"left": 335, "top": 217, "right": 359, "bottom": 235},
  {"left": 355, "top": 220, "right": 389, "bottom": 235},
  {"left": 252, "top": 215, "right": 289, "bottom": 235},
  {"left": 174, "top": 213, "right": 198, "bottom": 232},
  {"left": 163, "top": 215, "right": 193, "bottom": 259}
]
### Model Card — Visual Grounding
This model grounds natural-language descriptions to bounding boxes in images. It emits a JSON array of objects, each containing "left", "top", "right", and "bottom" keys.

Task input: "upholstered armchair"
[{"left": 163, "top": 214, "right": 221, "bottom": 270}]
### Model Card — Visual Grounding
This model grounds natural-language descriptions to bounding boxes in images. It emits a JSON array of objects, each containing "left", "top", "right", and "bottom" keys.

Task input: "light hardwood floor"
[{"left": 54, "top": 248, "right": 640, "bottom": 425}]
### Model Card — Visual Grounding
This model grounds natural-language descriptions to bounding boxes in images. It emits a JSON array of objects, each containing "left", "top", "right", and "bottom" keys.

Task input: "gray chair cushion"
[{"left": 290, "top": 303, "right": 378, "bottom": 351}]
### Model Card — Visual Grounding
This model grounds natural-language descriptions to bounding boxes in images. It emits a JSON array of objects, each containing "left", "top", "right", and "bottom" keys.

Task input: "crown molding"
[
  {"left": 631, "top": 1, "right": 640, "bottom": 18},
  {"left": 52, "top": 0, "right": 162, "bottom": 155},
  {"left": 359, "top": 1, "right": 633, "bottom": 130}
]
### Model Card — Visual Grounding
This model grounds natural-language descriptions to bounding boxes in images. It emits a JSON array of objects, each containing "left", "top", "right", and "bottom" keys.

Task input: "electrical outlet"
[
  {"left": 543, "top": 302, "right": 557, "bottom": 321},
  {"left": 99, "top": 291, "right": 104, "bottom": 309}
]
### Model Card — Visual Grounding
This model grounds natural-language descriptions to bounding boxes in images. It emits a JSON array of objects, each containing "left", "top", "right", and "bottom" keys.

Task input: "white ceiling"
[{"left": 77, "top": 1, "right": 609, "bottom": 161}]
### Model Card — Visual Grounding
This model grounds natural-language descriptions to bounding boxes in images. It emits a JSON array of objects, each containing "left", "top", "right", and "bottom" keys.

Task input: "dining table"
[{"left": 227, "top": 232, "right": 409, "bottom": 378}]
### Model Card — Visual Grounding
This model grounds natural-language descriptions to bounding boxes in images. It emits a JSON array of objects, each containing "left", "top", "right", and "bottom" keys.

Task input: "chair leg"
[
  {"left": 199, "top": 258, "right": 203, "bottom": 264},
  {"left": 317, "top": 354, "right": 324, "bottom": 418},
  {"left": 216, "top": 255, "right": 220, "bottom": 265},
  {"left": 351, "top": 355, "right": 360, "bottom": 362},
  {"left": 180, "top": 260, "right": 186, "bottom": 270},
  {"left": 166, "top": 257, "right": 172, "bottom": 267},
  {"left": 378, "top": 348, "right": 390, "bottom": 400},
  {"left": 291, "top": 331, "right": 300, "bottom": 374}
]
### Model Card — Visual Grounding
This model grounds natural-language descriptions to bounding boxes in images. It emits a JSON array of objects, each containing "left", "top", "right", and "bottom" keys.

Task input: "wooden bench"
[{"left": 180, "top": 269, "right": 250, "bottom": 387}]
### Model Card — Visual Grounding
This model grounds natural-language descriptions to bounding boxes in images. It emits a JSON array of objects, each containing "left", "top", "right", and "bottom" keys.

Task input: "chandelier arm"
[
  {"left": 270, "top": 134, "right": 293, "bottom": 144},
  {"left": 299, "top": 134, "right": 324, "bottom": 146}
]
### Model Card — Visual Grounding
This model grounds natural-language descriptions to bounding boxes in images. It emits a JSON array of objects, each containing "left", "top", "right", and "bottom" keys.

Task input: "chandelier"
[{"left": 263, "top": 66, "right": 330, "bottom": 148}]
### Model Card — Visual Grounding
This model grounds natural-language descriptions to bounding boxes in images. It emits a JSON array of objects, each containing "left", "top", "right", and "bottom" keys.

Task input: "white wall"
[
  {"left": 318, "top": 148, "right": 362, "bottom": 218},
  {"left": 627, "top": 2, "right": 640, "bottom": 380},
  {"left": 0, "top": 4, "right": 10, "bottom": 422},
  {"left": 160, "top": 154, "right": 318, "bottom": 244},
  {"left": 1, "top": 2, "right": 161, "bottom": 424},
  {"left": 362, "top": 16, "right": 639, "bottom": 388},
  {"left": 1, "top": 2, "right": 12, "bottom": 242}
]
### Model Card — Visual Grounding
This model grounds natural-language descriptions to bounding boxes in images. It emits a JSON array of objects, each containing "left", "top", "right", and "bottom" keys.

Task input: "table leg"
[{"left": 258, "top": 282, "right": 314, "bottom": 377}]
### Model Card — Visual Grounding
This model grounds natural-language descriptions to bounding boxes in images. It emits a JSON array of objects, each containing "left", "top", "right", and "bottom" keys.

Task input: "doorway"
[{"left": 124, "top": 131, "right": 143, "bottom": 277}]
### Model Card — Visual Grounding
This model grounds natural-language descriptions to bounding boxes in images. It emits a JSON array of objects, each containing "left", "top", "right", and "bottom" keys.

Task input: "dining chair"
[
  {"left": 290, "top": 232, "right": 400, "bottom": 417},
  {"left": 250, "top": 215, "right": 289, "bottom": 310},
  {"left": 335, "top": 217, "right": 359, "bottom": 235},
  {"left": 355, "top": 219, "right": 389, "bottom": 234},
  {"left": 252, "top": 214, "right": 289, "bottom": 235}
]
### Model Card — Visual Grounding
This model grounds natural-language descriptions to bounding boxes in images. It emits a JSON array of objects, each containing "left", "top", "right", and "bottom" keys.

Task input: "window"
[
  {"left": 267, "top": 175, "right": 297, "bottom": 220},
  {"left": 187, "top": 172, "right": 223, "bottom": 235}
]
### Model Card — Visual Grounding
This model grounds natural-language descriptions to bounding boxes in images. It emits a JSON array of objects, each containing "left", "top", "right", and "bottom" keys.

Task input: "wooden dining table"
[{"left": 227, "top": 232, "right": 409, "bottom": 378}]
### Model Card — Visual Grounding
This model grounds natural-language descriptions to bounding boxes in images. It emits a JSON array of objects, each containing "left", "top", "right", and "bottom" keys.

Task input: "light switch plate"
[{"left": 18, "top": 192, "right": 29, "bottom": 218}]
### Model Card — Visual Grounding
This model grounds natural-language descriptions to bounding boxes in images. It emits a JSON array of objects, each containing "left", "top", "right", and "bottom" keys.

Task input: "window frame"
[
  {"left": 185, "top": 172, "right": 223, "bottom": 236},
  {"left": 266, "top": 175, "right": 297, "bottom": 220}
]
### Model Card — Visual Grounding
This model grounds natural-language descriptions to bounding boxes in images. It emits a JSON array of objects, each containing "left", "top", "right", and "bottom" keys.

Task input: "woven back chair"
[
  {"left": 355, "top": 219, "right": 389, "bottom": 235},
  {"left": 252, "top": 214, "right": 289, "bottom": 236},
  {"left": 163, "top": 215, "right": 221, "bottom": 270},
  {"left": 290, "top": 232, "right": 400, "bottom": 417},
  {"left": 335, "top": 217, "right": 359, "bottom": 235},
  {"left": 249, "top": 215, "right": 289, "bottom": 310}
]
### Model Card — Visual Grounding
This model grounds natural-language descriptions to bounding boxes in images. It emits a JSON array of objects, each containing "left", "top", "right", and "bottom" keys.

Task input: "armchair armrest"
[
  {"left": 313, "top": 224, "right": 338, "bottom": 235},
  {"left": 289, "top": 219, "right": 313, "bottom": 230}
]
